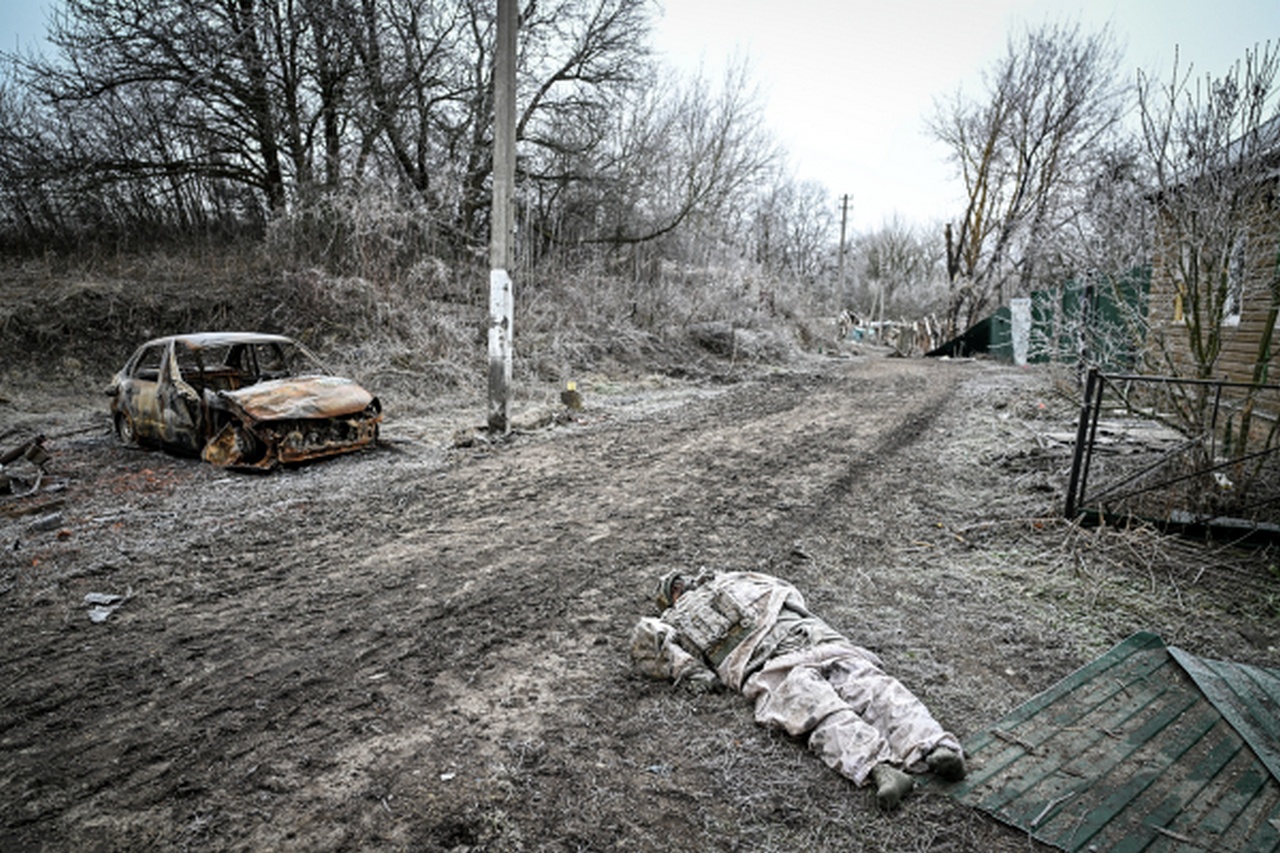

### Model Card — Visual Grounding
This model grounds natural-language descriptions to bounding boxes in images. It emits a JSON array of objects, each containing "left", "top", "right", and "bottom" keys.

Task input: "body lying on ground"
[{"left": 630, "top": 569, "right": 966, "bottom": 809}]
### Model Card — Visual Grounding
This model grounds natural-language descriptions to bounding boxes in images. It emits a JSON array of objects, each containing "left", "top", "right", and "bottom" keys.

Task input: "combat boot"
[
  {"left": 927, "top": 747, "right": 967, "bottom": 782},
  {"left": 869, "top": 763, "right": 914, "bottom": 810}
]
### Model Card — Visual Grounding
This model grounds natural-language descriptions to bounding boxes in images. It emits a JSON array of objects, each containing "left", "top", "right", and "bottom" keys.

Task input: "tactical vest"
[{"left": 667, "top": 583, "right": 760, "bottom": 668}]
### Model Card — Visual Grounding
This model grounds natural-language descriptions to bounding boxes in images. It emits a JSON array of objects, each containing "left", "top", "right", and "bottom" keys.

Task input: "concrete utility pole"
[{"left": 488, "top": 0, "right": 517, "bottom": 434}]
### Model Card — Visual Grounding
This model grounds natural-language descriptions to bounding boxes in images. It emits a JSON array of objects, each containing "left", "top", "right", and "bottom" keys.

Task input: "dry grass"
[{"left": 0, "top": 243, "right": 821, "bottom": 403}]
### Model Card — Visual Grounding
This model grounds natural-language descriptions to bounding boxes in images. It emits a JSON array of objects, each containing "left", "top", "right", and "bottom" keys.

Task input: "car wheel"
[
  {"left": 115, "top": 412, "right": 137, "bottom": 445},
  {"left": 236, "top": 427, "right": 268, "bottom": 465}
]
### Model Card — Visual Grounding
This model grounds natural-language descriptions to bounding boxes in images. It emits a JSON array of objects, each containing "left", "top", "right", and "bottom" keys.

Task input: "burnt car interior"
[{"left": 167, "top": 341, "right": 321, "bottom": 394}]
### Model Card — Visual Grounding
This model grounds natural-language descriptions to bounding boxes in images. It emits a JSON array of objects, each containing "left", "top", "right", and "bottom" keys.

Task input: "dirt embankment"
[{"left": 2, "top": 352, "right": 1278, "bottom": 852}]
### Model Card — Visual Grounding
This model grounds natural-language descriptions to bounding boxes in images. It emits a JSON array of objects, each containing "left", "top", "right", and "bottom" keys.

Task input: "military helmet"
[{"left": 655, "top": 571, "right": 686, "bottom": 609}]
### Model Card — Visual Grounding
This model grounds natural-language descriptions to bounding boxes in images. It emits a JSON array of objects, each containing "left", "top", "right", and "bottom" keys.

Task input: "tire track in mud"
[
  {"left": 378, "top": 356, "right": 977, "bottom": 849},
  {"left": 1, "top": 354, "right": 996, "bottom": 851},
  {"left": 357, "top": 361, "right": 960, "bottom": 668},
  {"left": 323, "top": 358, "right": 968, "bottom": 750}
]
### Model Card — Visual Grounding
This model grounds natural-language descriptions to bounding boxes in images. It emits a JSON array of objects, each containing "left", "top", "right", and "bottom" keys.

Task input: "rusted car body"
[{"left": 107, "top": 333, "right": 382, "bottom": 470}]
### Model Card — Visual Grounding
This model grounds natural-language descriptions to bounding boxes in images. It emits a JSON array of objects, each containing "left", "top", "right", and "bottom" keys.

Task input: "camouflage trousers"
[{"left": 740, "top": 640, "right": 962, "bottom": 786}]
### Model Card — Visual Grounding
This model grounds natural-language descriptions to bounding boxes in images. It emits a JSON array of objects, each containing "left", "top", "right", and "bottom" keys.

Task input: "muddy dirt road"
[{"left": 3, "top": 353, "right": 1277, "bottom": 851}]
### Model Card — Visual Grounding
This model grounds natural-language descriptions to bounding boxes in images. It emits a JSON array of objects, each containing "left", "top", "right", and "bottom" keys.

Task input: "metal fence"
[{"left": 1065, "top": 368, "right": 1280, "bottom": 540}]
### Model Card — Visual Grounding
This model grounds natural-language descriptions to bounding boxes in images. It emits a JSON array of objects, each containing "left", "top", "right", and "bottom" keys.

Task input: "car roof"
[{"left": 142, "top": 332, "right": 296, "bottom": 349}]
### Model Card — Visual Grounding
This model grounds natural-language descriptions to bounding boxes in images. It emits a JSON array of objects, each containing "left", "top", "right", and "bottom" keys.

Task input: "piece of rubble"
[
  {"left": 84, "top": 589, "right": 131, "bottom": 623},
  {"left": 1, "top": 435, "right": 52, "bottom": 498}
]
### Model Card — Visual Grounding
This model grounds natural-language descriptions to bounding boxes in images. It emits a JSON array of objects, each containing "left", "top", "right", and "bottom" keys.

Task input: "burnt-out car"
[{"left": 107, "top": 332, "right": 382, "bottom": 470}]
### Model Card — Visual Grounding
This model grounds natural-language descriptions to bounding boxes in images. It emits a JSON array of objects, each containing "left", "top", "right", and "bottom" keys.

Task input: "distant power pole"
[
  {"left": 488, "top": 0, "right": 517, "bottom": 434},
  {"left": 837, "top": 194, "right": 850, "bottom": 311}
]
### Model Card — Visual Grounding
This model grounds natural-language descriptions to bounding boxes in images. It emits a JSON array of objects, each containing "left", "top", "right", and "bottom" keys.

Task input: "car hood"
[{"left": 219, "top": 375, "right": 377, "bottom": 422}]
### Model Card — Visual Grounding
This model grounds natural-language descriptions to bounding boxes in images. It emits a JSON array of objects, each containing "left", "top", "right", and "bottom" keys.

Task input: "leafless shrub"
[{"left": 264, "top": 188, "right": 453, "bottom": 287}]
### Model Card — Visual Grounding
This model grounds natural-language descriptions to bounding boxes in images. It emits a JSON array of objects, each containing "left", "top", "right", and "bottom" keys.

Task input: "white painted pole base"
[{"left": 488, "top": 268, "right": 513, "bottom": 433}]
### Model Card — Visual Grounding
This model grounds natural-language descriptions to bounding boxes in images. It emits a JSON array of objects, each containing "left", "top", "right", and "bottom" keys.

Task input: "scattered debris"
[
  {"left": 84, "top": 588, "right": 132, "bottom": 623},
  {"left": 0, "top": 435, "right": 51, "bottom": 497},
  {"left": 2, "top": 498, "right": 65, "bottom": 520}
]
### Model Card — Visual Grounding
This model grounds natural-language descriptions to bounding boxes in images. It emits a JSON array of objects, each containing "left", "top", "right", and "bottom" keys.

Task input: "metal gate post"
[{"left": 1065, "top": 366, "right": 1100, "bottom": 517}]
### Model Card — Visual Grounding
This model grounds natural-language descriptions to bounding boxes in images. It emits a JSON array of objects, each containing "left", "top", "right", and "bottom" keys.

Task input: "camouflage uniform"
[{"left": 630, "top": 570, "right": 962, "bottom": 787}]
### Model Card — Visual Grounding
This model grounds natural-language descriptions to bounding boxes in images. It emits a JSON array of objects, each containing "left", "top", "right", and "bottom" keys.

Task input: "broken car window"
[
  {"left": 254, "top": 343, "right": 288, "bottom": 376},
  {"left": 134, "top": 345, "right": 165, "bottom": 382},
  {"left": 173, "top": 342, "right": 205, "bottom": 382}
]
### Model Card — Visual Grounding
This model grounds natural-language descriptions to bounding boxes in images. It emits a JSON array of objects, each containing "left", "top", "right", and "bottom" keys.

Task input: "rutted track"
[{"left": 3, "top": 354, "right": 1272, "bottom": 852}]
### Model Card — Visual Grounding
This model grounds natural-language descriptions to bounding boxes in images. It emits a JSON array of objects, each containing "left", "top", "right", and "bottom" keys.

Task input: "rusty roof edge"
[{"left": 1168, "top": 644, "right": 1280, "bottom": 784}]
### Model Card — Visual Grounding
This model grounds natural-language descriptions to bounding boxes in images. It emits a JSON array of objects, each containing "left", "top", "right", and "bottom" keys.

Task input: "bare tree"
[
  {"left": 2, "top": 0, "right": 659, "bottom": 249},
  {"left": 423, "top": 0, "right": 654, "bottom": 246},
  {"left": 856, "top": 216, "right": 946, "bottom": 320},
  {"left": 750, "top": 176, "right": 834, "bottom": 288},
  {"left": 1, "top": 0, "right": 797, "bottom": 328},
  {"left": 931, "top": 20, "right": 1125, "bottom": 337},
  {"left": 1138, "top": 43, "right": 1280, "bottom": 457},
  {"left": 583, "top": 59, "right": 779, "bottom": 248},
  {"left": 346, "top": 0, "right": 462, "bottom": 201},
  {"left": 13, "top": 0, "right": 322, "bottom": 220},
  {"left": 1140, "top": 44, "right": 1280, "bottom": 375},
  {"left": 0, "top": 60, "right": 62, "bottom": 243},
  {"left": 1065, "top": 139, "right": 1153, "bottom": 275}
]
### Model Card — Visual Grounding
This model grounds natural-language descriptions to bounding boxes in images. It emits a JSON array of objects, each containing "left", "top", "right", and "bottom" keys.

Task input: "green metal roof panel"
[
  {"left": 1169, "top": 646, "right": 1280, "bottom": 782},
  {"left": 949, "top": 632, "right": 1280, "bottom": 851}
]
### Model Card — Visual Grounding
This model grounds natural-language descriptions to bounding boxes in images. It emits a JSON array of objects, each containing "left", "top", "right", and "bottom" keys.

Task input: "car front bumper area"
[{"left": 203, "top": 409, "right": 381, "bottom": 469}]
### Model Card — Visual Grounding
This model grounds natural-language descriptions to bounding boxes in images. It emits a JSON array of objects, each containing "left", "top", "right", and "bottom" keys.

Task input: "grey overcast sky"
[
  {"left": 4, "top": 1, "right": 1278, "bottom": 231},
  {"left": 653, "top": 0, "right": 1280, "bottom": 231}
]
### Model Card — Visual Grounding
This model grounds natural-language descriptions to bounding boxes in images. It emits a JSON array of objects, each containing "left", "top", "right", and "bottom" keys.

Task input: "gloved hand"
[{"left": 679, "top": 668, "right": 721, "bottom": 695}]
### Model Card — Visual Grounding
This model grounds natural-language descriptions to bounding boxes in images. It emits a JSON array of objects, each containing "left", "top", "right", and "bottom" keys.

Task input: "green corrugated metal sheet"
[
  {"left": 949, "top": 632, "right": 1280, "bottom": 851},
  {"left": 1169, "top": 646, "right": 1280, "bottom": 783},
  {"left": 926, "top": 268, "right": 1150, "bottom": 368}
]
